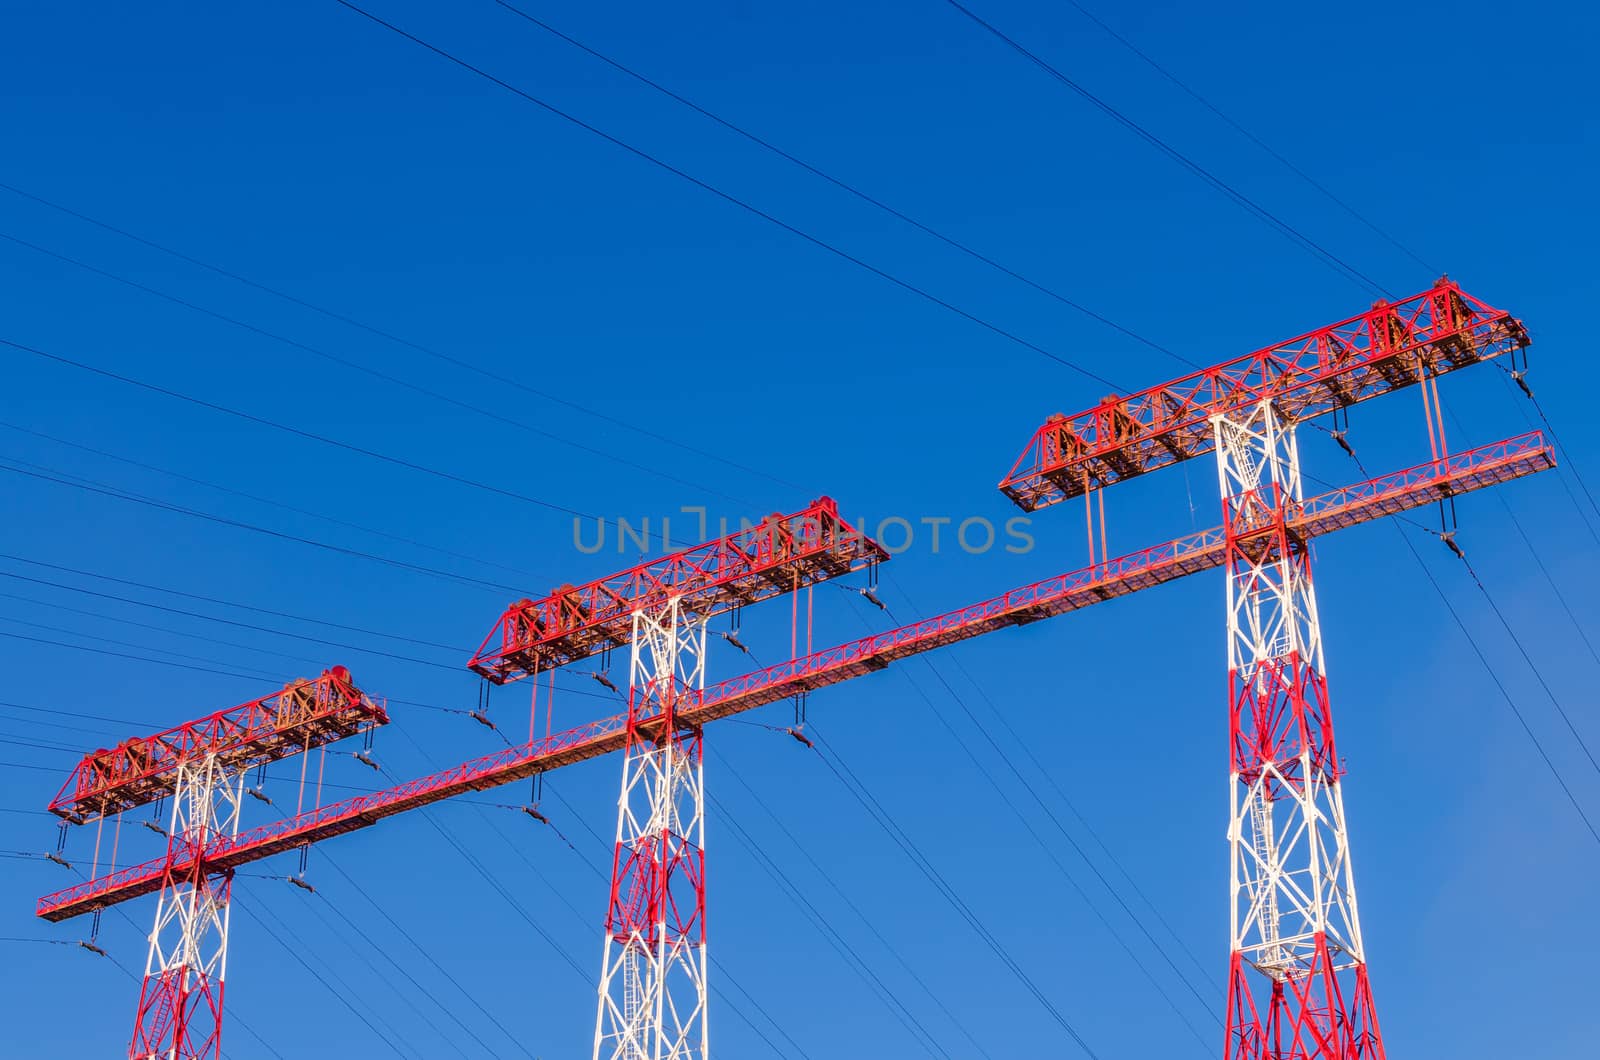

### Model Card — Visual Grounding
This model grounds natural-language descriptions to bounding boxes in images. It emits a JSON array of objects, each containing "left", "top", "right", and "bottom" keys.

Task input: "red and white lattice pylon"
[
  {"left": 593, "top": 599, "right": 710, "bottom": 1060},
  {"left": 1213, "top": 400, "right": 1385, "bottom": 1060},
  {"left": 130, "top": 754, "right": 244, "bottom": 1060}
]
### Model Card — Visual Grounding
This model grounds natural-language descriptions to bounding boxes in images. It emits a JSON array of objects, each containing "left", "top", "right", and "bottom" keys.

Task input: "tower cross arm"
[
  {"left": 1000, "top": 279, "right": 1529, "bottom": 511},
  {"left": 469, "top": 496, "right": 886, "bottom": 684},
  {"left": 48, "top": 666, "right": 386, "bottom": 825}
]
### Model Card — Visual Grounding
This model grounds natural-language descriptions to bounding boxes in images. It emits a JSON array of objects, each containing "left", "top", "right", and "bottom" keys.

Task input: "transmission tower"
[
  {"left": 1213, "top": 401, "right": 1382, "bottom": 1057},
  {"left": 130, "top": 752, "right": 244, "bottom": 1060},
  {"left": 32, "top": 281, "right": 1545, "bottom": 1059},
  {"left": 594, "top": 601, "right": 710, "bottom": 1060}
]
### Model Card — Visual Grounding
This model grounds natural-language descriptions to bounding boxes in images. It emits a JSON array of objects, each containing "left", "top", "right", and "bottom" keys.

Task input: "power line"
[
  {"left": 0, "top": 334, "right": 596, "bottom": 519},
  {"left": 0, "top": 629, "right": 284, "bottom": 685},
  {"left": 0, "top": 562, "right": 616, "bottom": 710},
  {"left": 1512, "top": 382, "right": 1600, "bottom": 532},
  {"left": 0, "top": 453, "right": 528, "bottom": 596},
  {"left": 0, "top": 731, "right": 99, "bottom": 754},
  {"left": 316, "top": 851, "right": 538, "bottom": 1059},
  {"left": 0, "top": 612, "right": 283, "bottom": 683},
  {"left": 939, "top": 0, "right": 1389, "bottom": 297},
  {"left": 0, "top": 179, "right": 809, "bottom": 494},
  {"left": 1449, "top": 548, "right": 1600, "bottom": 780},
  {"left": 383, "top": 727, "right": 816, "bottom": 1060},
  {"left": 833, "top": 601, "right": 1216, "bottom": 1046},
  {"left": 1316, "top": 437, "right": 1600, "bottom": 847},
  {"left": 1494, "top": 371, "right": 1600, "bottom": 548},
  {"left": 709, "top": 789, "right": 951, "bottom": 1059},
  {"left": 328, "top": 0, "right": 1122, "bottom": 388},
  {"left": 909, "top": 607, "right": 1220, "bottom": 993},
  {"left": 1486, "top": 491, "right": 1600, "bottom": 672},
  {"left": 231, "top": 895, "right": 413, "bottom": 1058},
  {"left": 0, "top": 550, "right": 466, "bottom": 652},
  {"left": 1, "top": 699, "right": 159, "bottom": 731},
  {"left": 0, "top": 587, "right": 346, "bottom": 672},
  {"left": 712, "top": 747, "right": 998, "bottom": 1059},
  {"left": 0, "top": 705, "right": 140, "bottom": 740},
  {"left": 0, "top": 566, "right": 462, "bottom": 673},
  {"left": 0, "top": 419, "right": 550, "bottom": 584},
  {"left": 802, "top": 723, "right": 1104, "bottom": 1057},
  {"left": 288, "top": 886, "right": 480, "bottom": 1060},
  {"left": 875, "top": 591, "right": 1222, "bottom": 1003},
  {"left": 1389, "top": 522, "right": 1600, "bottom": 845},
  {"left": 491, "top": 0, "right": 1195, "bottom": 370},
  {"left": 1056, "top": 0, "right": 1438, "bottom": 275},
  {"left": 0, "top": 229, "right": 757, "bottom": 509}
]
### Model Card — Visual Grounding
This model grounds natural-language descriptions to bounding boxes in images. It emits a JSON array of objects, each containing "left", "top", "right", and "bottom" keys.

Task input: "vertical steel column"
[
  {"left": 594, "top": 599, "right": 710, "bottom": 1060},
  {"left": 130, "top": 754, "right": 244, "bottom": 1060},
  {"left": 1213, "top": 401, "right": 1384, "bottom": 1060}
]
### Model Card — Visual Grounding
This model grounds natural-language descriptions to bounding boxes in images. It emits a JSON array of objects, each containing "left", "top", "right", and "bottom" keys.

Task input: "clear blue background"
[{"left": 2, "top": 1, "right": 1597, "bottom": 1056}]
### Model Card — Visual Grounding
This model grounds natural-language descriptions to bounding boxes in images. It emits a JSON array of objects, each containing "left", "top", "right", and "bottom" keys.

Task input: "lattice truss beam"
[
  {"left": 36, "top": 431, "right": 1554, "bottom": 925},
  {"left": 51, "top": 666, "right": 386, "bottom": 822},
  {"left": 470, "top": 497, "right": 884, "bottom": 683},
  {"left": 1001, "top": 278, "right": 1530, "bottom": 510}
]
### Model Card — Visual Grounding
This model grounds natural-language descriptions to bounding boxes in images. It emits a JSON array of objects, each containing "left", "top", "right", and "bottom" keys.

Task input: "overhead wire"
[
  {"left": 939, "top": 0, "right": 1389, "bottom": 297},
  {"left": 3, "top": 10, "right": 1587, "bottom": 1060},
  {"left": 327, "top": 0, "right": 1124, "bottom": 388},
  {"left": 835, "top": 594, "right": 1217, "bottom": 1044},
  {"left": 710, "top": 746, "right": 999, "bottom": 1060},
  {"left": 1055, "top": 0, "right": 1439, "bottom": 274},
  {"left": 380, "top": 725, "right": 816, "bottom": 1059},
  {"left": 0, "top": 453, "right": 528, "bottom": 596},
  {"left": 0, "top": 562, "right": 618, "bottom": 710},
  {"left": 369, "top": 752, "right": 804, "bottom": 1059},
  {"left": 1447, "top": 547, "right": 1600, "bottom": 780},
  {"left": 906, "top": 609, "right": 1219, "bottom": 991},
  {"left": 0, "top": 613, "right": 283, "bottom": 683},
  {"left": 0, "top": 334, "right": 599, "bottom": 519},
  {"left": 0, "top": 229, "right": 758, "bottom": 508},
  {"left": 0, "top": 419, "right": 551, "bottom": 584},
  {"left": 935, "top": 0, "right": 1600, "bottom": 861},
  {"left": 0, "top": 549, "right": 467, "bottom": 652},
  {"left": 1317, "top": 440, "right": 1600, "bottom": 846},
  {"left": 0, "top": 565, "right": 464, "bottom": 674},
  {"left": 0, "top": 586, "right": 354, "bottom": 672},
  {"left": 800, "top": 721, "right": 1104, "bottom": 1058},
  {"left": 490, "top": 0, "right": 1196, "bottom": 370},
  {"left": 314, "top": 851, "right": 539, "bottom": 1059},
  {"left": 0, "top": 179, "right": 809, "bottom": 494},
  {"left": 708, "top": 787, "right": 952, "bottom": 1059},
  {"left": 231, "top": 895, "right": 413, "bottom": 1058},
  {"left": 279, "top": 884, "right": 480, "bottom": 1060},
  {"left": 1388, "top": 522, "right": 1600, "bottom": 846}
]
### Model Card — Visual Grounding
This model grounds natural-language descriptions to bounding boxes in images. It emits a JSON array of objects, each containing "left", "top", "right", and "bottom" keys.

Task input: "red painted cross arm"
[
  {"left": 999, "top": 278, "right": 1530, "bottom": 511},
  {"left": 48, "top": 666, "right": 386, "bottom": 824},
  {"left": 468, "top": 496, "right": 886, "bottom": 684}
]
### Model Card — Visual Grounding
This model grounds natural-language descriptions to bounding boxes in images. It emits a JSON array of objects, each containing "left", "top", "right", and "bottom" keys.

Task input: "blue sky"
[{"left": 2, "top": 0, "right": 1597, "bottom": 1056}]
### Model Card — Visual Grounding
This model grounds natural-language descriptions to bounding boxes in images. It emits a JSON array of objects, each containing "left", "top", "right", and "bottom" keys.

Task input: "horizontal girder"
[
  {"left": 38, "top": 432, "right": 1552, "bottom": 922},
  {"left": 49, "top": 667, "right": 385, "bottom": 823},
  {"left": 1000, "top": 278, "right": 1530, "bottom": 511},
  {"left": 468, "top": 496, "right": 886, "bottom": 683}
]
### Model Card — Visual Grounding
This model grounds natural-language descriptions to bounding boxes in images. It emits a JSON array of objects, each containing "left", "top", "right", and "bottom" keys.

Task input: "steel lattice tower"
[
  {"left": 1213, "top": 401, "right": 1384, "bottom": 1059},
  {"left": 130, "top": 754, "right": 245, "bottom": 1060},
  {"left": 594, "top": 600, "right": 710, "bottom": 1060},
  {"left": 36, "top": 284, "right": 1542, "bottom": 1060}
]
